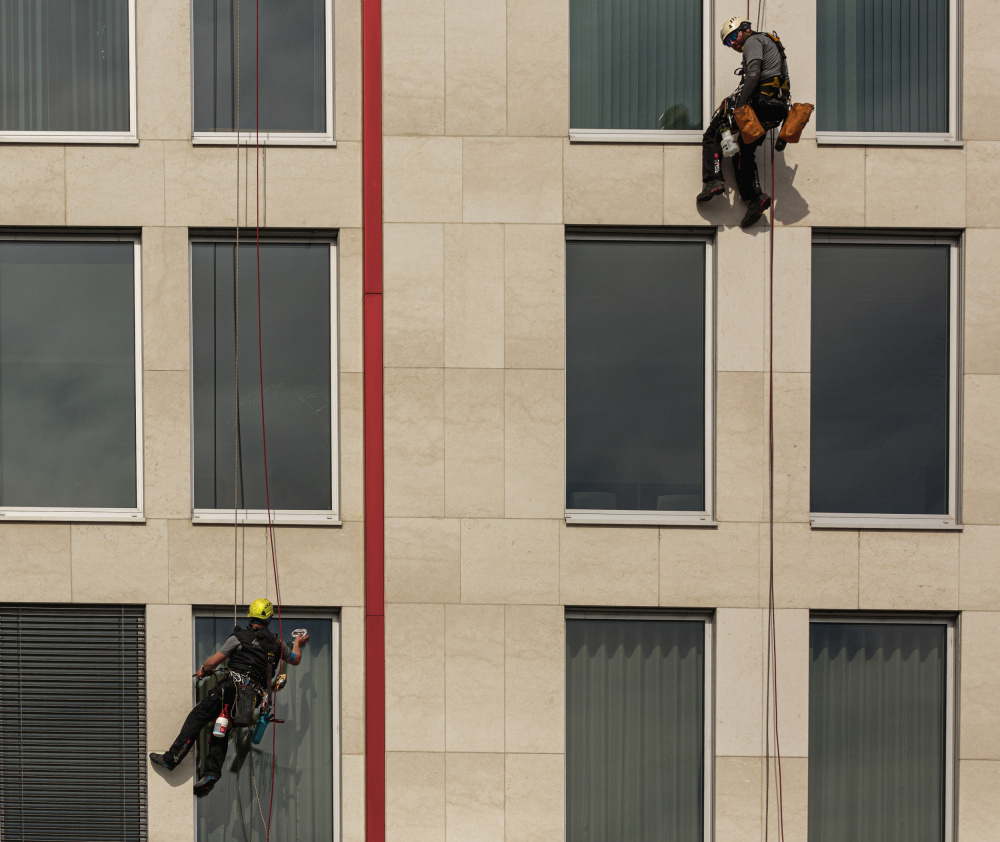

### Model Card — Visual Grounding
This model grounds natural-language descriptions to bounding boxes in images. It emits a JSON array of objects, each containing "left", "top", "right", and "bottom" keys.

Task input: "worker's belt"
[{"left": 759, "top": 75, "right": 790, "bottom": 102}]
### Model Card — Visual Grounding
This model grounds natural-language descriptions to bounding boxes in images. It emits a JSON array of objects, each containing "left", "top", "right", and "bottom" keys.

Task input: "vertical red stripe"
[{"left": 362, "top": 0, "right": 385, "bottom": 834}]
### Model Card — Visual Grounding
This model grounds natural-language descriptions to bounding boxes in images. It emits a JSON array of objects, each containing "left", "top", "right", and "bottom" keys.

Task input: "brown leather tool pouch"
[
  {"left": 778, "top": 103, "right": 815, "bottom": 143},
  {"left": 734, "top": 105, "right": 765, "bottom": 144}
]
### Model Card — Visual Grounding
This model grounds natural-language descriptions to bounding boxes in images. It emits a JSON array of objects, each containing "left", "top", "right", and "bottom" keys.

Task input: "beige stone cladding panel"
[
  {"left": 339, "top": 230, "right": 364, "bottom": 376},
  {"left": 462, "top": 138, "right": 563, "bottom": 223},
  {"left": 264, "top": 145, "right": 362, "bottom": 228},
  {"left": 340, "top": 606, "right": 366, "bottom": 756},
  {"left": 958, "top": 761, "right": 1000, "bottom": 842},
  {"left": 386, "top": 752, "right": 446, "bottom": 842},
  {"left": 715, "top": 756, "right": 764, "bottom": 842},
  {"left": 444, "top": 224, "right": 505, "bottom": 368},
  {"left": 505, "top": 753, "right": 564, "bottom": 842},
  {"left": 559, "top": 524, "right": 658, "bottom": 606},
  {"left": 959, "top": 611, "right": 1000, "bottom": 760},
  {"left": 382, "top": 0, "right": 444, "bottom": 136},
  {"left": 963, "top": 0, "right": 1000, "bottom": 140},
  {"left": 143, "top": 370, "right": 190, "bottom": 520},
  {"left": 717, "top": 225, "right": 766, "bottom": 373},
  {"left": 384, "top": 137, "right": 463, "bottom": 223},
  {"left": 507, "top": 0, "right": 569, "bottom": 137},
  {"left": 964, "top": 229, "right": 1000, "bottom": 375},
  {"left": 445, "top": 0, "right": 506, "bottom": 137},
  {"left": 859, "top": 531, "right": 959, "bottom": 610},
  {"left": 445, "top": 369, "right": 505, "bottom": 517},
  {"left": 660, "top": 522, "right": 759, "bottom": 608},
  {"left": 446, "top": 753, "right": 505, "bottom": 842},
  {"left": 340, "top": 371, "right": 366, "bottom": 522},
  {"left": 716, "top": 609, "right": 764, "bottom": 756},
  {"left": 268, "top": 522, "right": 365, "bottom": 606},
  {"left": 959, "top": 526, "right": 1000, "bottom": 609},
  {"left": 136, "top": 0, "right": 190, "bottom": 141},
  {"left": 664, "top": 146, "right": 712, "bottom": 227},
  {"left": 563, "top": 142, "right": 664, "bottom": 225},
  {"left": 967, "top": 142, "right": 1000, "bottom": 228},
  {"left": 445, "top": 605, "right": 505, "bottom": 752},
  {"left": 72, "top": 520, "right": 168, "bottom": 603},
  {"left": 385, "top": 517, "right": 461, "bottom": 603},
  {"left": 770, "top": 227, "right": 811, "bottom": 374},
  {"left": 142, "top": 227, "right": 190, "bottom": 373},
  {"left": 505, "top": 605, "right": 563, "bottom": 754},
  {"left": 384, "top": 367, "right": 445, "bottom": 517},
  {"left": 504, "top": 370, "right": 564, "bottom": 519},
  {"left": 764, "top": 0, "right": 817, "bottom": 137},
  {"left": 504, "top": 224, "right": 564, "bottom": 370},
  {"left": 770, "top": 609, "right": 810, "bottom": 758},
  {"left": 866, "top": 147, "right": 967, "bottom": 228},
  {"left": 386, "top": 603, "right": 445, "bottom": 752},
  {"left": 765, "top": 756, "right": 808, "bottom": 842},
  {"left": 773, "top": 142, "right": 866, "bottom": 228},
  {"left": 164, "top": 143, "right": 254, "bottom": 226},
  {"left": 716, "top": 372, "right": 766, "bottom": 523},
  {"left": 0, "top": 524, "right": 72, "bottom": 602},
  {"left": 962, "top": 375, "right": 1000, "bottom": 525},
  {"left": 166, "top": 521, "right": 267, "bottom": 604},
  {"left": 334, "top": 0, "right": 363, "bottom": 143},
  {"left": 460, "top": 518, "right": 559, "bottom": 604},
  {"left": 384, "top": 223, "right": 445, "bottom": 368},
  {"left": 341, "top": 753, "right": 366, "bottom": 842},
  {"left": 0, "top": 146, "right": 65, "bottom": 225},
  {"left": 765, "top": 523, "right": 860, "bottom": 609},
  {"left": 771, "top": 372, "right": 810, "bottom": 522},
  {"left": 146, "top": 604, "right": 195, "bottom": 836},
  {"left": 66, "top": 143, "right": 165, "bottom": 226}
]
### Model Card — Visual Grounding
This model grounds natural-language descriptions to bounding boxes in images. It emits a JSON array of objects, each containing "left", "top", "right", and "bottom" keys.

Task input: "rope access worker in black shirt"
[
  {"left": 697, "top": 16, "right": 791, "bottom": 228},
  {"left": 149, "top": 598, "right": 309, "bottom": 797}
]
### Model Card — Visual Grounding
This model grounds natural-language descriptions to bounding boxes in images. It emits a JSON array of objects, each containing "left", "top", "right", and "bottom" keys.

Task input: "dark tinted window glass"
[
  {"left": 0, "top": 242, "right": 137, "bottom": 508},
  {"left": 0, "top": 0, "right": 131, "bottom": 132},
  {"left": 567, "top": 239, "right": 706, "bottom": 512},
  {"left": 811, "top": 243, "right": 950, "bottom": 515},
  {"left": 192, "top": 0, "right": 326, "bottom": 132},
  {"left": 192, "top": 242, "right": 332, "bottom": 511}
]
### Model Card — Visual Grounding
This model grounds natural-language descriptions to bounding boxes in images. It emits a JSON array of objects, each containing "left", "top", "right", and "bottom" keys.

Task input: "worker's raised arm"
[
  {"left": 284, "top": 632, "right": 309, "bottom": 666},
  {"left": 195, "top": 650, "right": 227, "bottom": 679}
]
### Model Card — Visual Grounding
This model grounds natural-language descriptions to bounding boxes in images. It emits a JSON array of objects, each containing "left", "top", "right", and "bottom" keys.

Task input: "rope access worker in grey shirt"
[
  {"left": 149, "top": 598, "right": 308, "bottom": 797},
  {"left": 697, "top": 16, "right": 791, "bottom": 228}
]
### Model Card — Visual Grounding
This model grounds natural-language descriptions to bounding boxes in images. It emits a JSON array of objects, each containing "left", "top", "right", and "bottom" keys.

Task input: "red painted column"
[{"left": 362, "top": 0, "right": 385, "bottom": 833}]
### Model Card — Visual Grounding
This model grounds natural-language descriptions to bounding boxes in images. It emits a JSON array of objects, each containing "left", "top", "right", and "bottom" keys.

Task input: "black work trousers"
[
  {"left": 166, "top": 677, "right": 240, "bottom": 778},
  {"left": 702, "top": 99, "right": 788, "bottom": 200}
]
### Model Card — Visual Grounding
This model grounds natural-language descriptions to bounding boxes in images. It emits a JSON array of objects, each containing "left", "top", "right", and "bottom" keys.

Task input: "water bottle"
[
  {"left": 212, "top": 705, "right": 230, "bottom": 739},
  {"left": 251, "top": 710, "right": 272, "bottom": 745},
  {"left": 721, "top": 127, "right": 739, "bottom": 158}
]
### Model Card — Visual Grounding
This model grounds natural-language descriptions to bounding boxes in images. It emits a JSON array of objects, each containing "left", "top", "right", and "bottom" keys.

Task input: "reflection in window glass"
[
  {"left": 191, "top": 242, "right": 333, "bottom": 512},
  {"left": 570, "top": 0, "right": 703, "bottom": 130},
  {"left": 195, "top": 615, "right": 336, "bottom": 842},
  {"left": 811, "top": 243, "right": 950, "bottom": 515},
  {"left": 567, "top": 238, "right": 707, "bottom": 512},
  {"left": 192, "top": 0, "right": 327, "bottom": 132},
  {"left": 0, "top": 0, "right": 131, "bottom": 132},
  {"left": 0, "top": 241, "right": 137, "bottom": 509}
]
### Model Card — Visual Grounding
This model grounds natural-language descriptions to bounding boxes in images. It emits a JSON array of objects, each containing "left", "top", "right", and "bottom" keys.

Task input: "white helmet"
[{"left": 721, "top": 16, "right": 751, "bottom": 44}]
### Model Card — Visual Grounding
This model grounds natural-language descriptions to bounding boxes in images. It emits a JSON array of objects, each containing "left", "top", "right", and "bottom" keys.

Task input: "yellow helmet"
[
  {"left": 247, "top": 598, "right": 274, "bottom": 622},
  {"left": 721, "top": 16, "right": 751, "bottom": 44}
]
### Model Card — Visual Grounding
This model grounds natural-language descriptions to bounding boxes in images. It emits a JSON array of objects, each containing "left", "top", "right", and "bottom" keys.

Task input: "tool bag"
[
  {"left": 778, "top": 103, "right": 814, "bottom": 143},
  {"left": 227, "top": 673, "right": 263, "bottom": 727},
  {"left": 734, "top": 105, "right": 765, "bottom": 144}
]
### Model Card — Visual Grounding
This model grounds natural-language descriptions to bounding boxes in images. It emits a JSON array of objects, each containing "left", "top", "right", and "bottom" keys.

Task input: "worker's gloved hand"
[{"left": 295, "top": 632, "right": 310, "bottom": 645}]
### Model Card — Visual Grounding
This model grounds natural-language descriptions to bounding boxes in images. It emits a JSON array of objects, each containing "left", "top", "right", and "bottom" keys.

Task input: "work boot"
[
  {"left": 696, "top": 179, "right": 725, "bottom": 203},
  {"left": 149, "top": 752, "right": 177, "bottom": 771},
  {"left": 741, "top": 193, "right": 771, "bottom": 228},
  {"left": 194, "top": 773, "right": 220, "bottom": 797}
]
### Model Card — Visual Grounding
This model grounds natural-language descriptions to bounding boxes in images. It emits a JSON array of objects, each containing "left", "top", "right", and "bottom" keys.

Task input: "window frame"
[
  {"left": 815, "top": 0, "right": 960, "bottom": 147},
  {"left": 564, "top": 228, "right": 716, "bottom": 527},
  {"left": 809, "top": 232, "right": 961, "bottom": 531},
  {"left": 188, "top": 233, "right": 340, "bottom": 526},
  {"left": 0, "top": 232, "right": 144, "bottom": 523},
  {"left": 192, "top": 607, "right": 342, "bottom": 841},
  {"left": 565, "top": 609, "right": 715, "bottom": 841},
  {"left": 808, "top": 613, "right": 957, "bottom": 842},
  {"left": 0, "top": 0, "right": 138, "bottom": 145},
  {"left": 189, "top": 0, "right": 336, "bottom": 146},
  {"left": 568, "top": 0, "right": 713, "bottom": 144}
]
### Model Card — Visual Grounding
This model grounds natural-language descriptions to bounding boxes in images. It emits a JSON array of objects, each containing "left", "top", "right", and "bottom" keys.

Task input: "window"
[
  {"left": 194, "top": 612, "right": 340, "bottom": 842},
  {"left": 566, "top": 231, "right": 713, "bottom": 525},
  {"left": 566, "top": 613, "right": 711, "bottom": 842},
  {"left": 0, "top": 605, "right": 147, "bottom": 841},
  {"left": 0, "top": 237, "right": 143, "bottom": 521},
  {"left": 190, "top": 237, "right": 338, "bottom": 524},
  {"left": 810, "top": 235, "right": 959, "bottom": 529},
  {"left": 809, "top": 617, "right": 955, "bottom": 842},
  {"left": 816, "top": 0, "right": 958, "bottom": 144},
  {"left": 569, "top": 0, "right": 710, "bottom": 141},
  {"left": 0, "top": 0, "right": 136, "bottom": 142},
  {"left": 191, "top": 0, "right": 333, "bottom": 143}
]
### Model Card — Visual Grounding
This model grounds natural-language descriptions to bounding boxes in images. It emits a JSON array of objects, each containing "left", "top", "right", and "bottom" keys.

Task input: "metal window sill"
[
  {"left": 816, "top": 133, "right": 962, "bottom": 148},
  {"left": 566, "top": 510, "right": 716, "bottom": 527},
  {"left": 193, "top": 510, "right": 342, "bottom": 526},
  {"left": 810, "top": 514, "right": 961, "bottom": 531},
  {"left": 0, "top": 133, "right": 138, "bottom": 145},
  {"left": 192, "top": 133, "right": 336, "bottom": 147},
  {"left": 569, "top": 129, "right": 702, "bottom": 145},
  {"left": 0, "top": 509, "right": 144, "bottom": 523}
]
